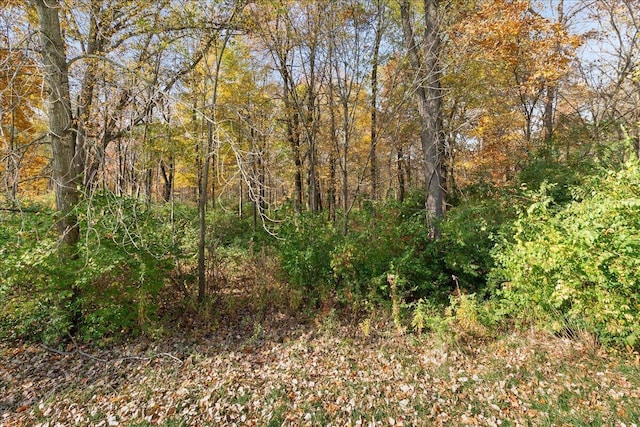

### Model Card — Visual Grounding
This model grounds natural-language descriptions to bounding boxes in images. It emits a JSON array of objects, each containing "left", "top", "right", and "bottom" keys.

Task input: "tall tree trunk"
[
  {"left": 341, "top": 99, "right": 350, "bottom": 236},
  {"left": 370, "top": 0, "right": 384, "bottom": 200},
  {"left": 32, "top": 0, "right": 80, "bottom": 248},
  {"left": 306, "top": 77, "right": 319, "bottom": 213},
  {"left": 197, "top": 6, "right": 240, "bottom": 302},
  {"left": 328, "top": 79, "right": 338, "bottom": 225},
  {"left": 76, "top": 0, "right": 107, "bottom": 190},
  {"left": 283, "top": 71, "right": 303, "bottom": 212},
  {"left": 290, "top": 109, "right": 304, "bottom": 212},
  {"left": 400, "top": 0, "right": 444, "bottom": 226},
  {"left": 5, "top": 88, "right": 18, "bottom": 202},
  {"left": 543, "top": 0, "right": 564, "bottom": 157},
  {"left": 303, "top": 11, "right": 321, "bottom": 214}
]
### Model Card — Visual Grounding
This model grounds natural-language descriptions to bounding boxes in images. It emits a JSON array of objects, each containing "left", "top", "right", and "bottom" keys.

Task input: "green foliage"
[
  {"left": 275, "top": 194, "right": 461, "bottom": 310},
  {"left": 390, "top": 207, "right": 449, "bottom": 300},
  {"left": 276, "top": 212, "right": 339, "bottom": 304},
  {"left": 439, "top": 197, "right": 511, "bottom": 295},
  {"left": 411, "top": 292, "right": 497, "bottom": 345},
  {"left": 516, "top": 158, "right": 593, "bottom": 205},
  {"left": 0, "top": 207, "right": 75, "bottom": 343},
  {"left": 446, "top": 292, "right": 498, "bottom": 335},
  {"left": 207, "top": 206, "right": 263, "bottom": 248},
  {"left": 491, "top": 162, "right": 640, "bottom": 348},
  {"left": 411, "top": 298, "right": 446, "bottom": 337},
  {"left": 74, "top": 193, "right": 185, "bottom": 341},
  {"left": 0, "top": 192, "right": 190, "bottom": 344}
]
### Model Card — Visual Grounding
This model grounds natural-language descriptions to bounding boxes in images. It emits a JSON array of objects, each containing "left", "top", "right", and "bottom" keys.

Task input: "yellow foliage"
[{"left": 446, "top": 0, "right": 581, "bottom": 186}]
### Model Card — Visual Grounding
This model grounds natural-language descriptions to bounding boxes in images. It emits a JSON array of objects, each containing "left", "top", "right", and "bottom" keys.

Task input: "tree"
[
  {"left": 0, "top": 35, "right": 47, "bottom": 201},
  {"left": 247, "top": 1, "right": 305, "bottom": 212},
  {"left": 570, "top": 0, "right": 640, "bottom": 163},
  {"left": 370, "top": 0, "right": 386, "bottom": 200},
  {"left": 31, "top": 0, "right": 80, "bottom": 248},
  {"left": 327, "top": 1, "right": 373, "bottom": 234},
  {"left": 447, "top": 0, "right": 580, "bottom": 186},
  {"left": 196, "top": 1, "right": 245, "bottom": 302},
  {"left": 400, "top": 0, "right": 444, "bottom": 225}
]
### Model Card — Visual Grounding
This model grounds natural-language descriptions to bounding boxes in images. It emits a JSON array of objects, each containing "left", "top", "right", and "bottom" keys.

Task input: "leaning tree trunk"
[{"left": 32, "top": 0, "right": 80, "bottom": 248}]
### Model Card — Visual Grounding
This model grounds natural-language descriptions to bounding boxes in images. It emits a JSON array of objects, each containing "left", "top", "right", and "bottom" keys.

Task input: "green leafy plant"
[
  {"left": 276, "top": 212, "right": 339, "bottom": 305},
  {"left": 0, "top": 192, "right": 191, "bottom": 344},
  {"left": 491, "top": 161, "right": 640, "bottom": 348}
]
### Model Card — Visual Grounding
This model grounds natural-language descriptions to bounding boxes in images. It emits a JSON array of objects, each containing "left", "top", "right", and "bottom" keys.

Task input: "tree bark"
[
  {"left": 32, "top": 0, "right": 80, "bottom": 248},
  {"left": 400, "top": 0, "right": 444, "bottom": 225},
  {"left": 197, "top": 4, "right": 241, "bottom": 302},
  {"left": 370, "top": 0, "right": 384, "bottom": 201},
  {"left": 160, "top": 157, "right": 174, "bottom": 203},
  {"left": 397, "top": 147, "right": 406, "bottom": 203},
  {"left": 543, "top": 0, "right": 564, "bottom": 156}
]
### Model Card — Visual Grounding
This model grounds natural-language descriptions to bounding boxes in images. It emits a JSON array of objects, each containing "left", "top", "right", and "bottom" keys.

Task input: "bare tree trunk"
[
  {"left": 400, "top": 0, "right": 444, "bottom": 227},
  {"left": 370, "top": 0, "right": 384, "bottom": 201},
  {"left": 76, "top": 0, "right": 107, "bottom": 190},
  {"left": 197, "top": 4, "right": 241, "bottom": 302},
  {"left": 5, "top": 89, "right": 18, "bottom": 202},
  {"left": 290, "top": 110, "right": 304, "bottom": 212},
  {"left": 239, "top": 178, "right": 244, "bottom": 217},
  {"left": 283, "top": 77, "right": 304, "bottom": 212},
  {"left": 197, "top": 111, "right": 215, "bottom": 302},
  {"left": 328, "top": 78, "right": 338, "bottom": 225},
  {"left": 306, "top": 60, "right": 320, "bottom": 213},
  {"left": 32, "top": 0, "right": 80, "bottom": 248},
  {"left": 159, "top": 157, "right": 174, "bottom": 203},
  {"left": 543, "top": 0, "right": 564, "bottom": 157},
  {"left": 397, "top": 147, "right": 406, "bottom": 203}
]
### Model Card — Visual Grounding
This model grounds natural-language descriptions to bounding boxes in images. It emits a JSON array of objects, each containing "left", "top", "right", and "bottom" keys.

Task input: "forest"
[{"left": 2, "top": 0, "right": 640, "bottom": 425}]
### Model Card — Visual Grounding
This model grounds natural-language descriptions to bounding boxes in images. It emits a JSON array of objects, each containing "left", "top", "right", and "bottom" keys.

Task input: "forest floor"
[{"left": 2, "top": 305, "right": 640, "bottom": 427}]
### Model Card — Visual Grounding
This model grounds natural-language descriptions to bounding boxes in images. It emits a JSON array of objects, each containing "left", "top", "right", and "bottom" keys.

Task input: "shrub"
[
  {"left": 491, "top": 162, "right": 640, "bottom": 348},
  {"left": 276, "top": 212, "right": 339, "bottom": 304},
  {"left": 440, "top": 197, "right": 512, "bottom": 296},
  {"left": 0, "top": 193, "right": 187, "bottom": 344}
]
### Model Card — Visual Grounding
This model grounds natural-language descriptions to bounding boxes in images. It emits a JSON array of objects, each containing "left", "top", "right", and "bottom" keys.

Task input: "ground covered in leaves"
[{"left": 2, "top": 311, "right": 640, "bottom": 427}]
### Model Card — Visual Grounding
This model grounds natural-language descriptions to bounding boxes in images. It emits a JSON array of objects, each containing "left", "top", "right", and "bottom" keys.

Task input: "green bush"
[
  {"left": 0, "top": 193, "right": 187, "bottom": 344},
  {"left": 0, "top": 207, "right": 75, "bottom": 343},
  {"left": 439, "top": 197, "right": 512, "bottom": 296},
  {"left": 208, "top": 206, "right": 263, "bottom": 248},
  {"left": 491, "top": 162, "right": 640, "bottom": 348},
  {"left": 276, "top": 212, "right": 339, "bottom": 304},
  {"left": 331, "top": 201, "right": 420, "bottom": 302},
  {"left": 516, "top": 158, "right": 593, "bottom": 205},
  {"left": 275, "top": 194, "right": 453, "bottom": 308}
]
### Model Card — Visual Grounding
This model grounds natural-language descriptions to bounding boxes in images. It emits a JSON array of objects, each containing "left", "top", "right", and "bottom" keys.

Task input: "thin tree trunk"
[
  {"left": 197, "top": 6, "right": 240, "bottom": 302},
  {"left": 370, "top": 0, "right": 383, "bottom": 200},
  {"left": 397, "top": 147, "right": 406, "bottom": 203},
  {"left": 543, "top": 0, "right": 564, "bottom": 157},
  {"left": 328, "top": 79, "right": 338, "bottom": 225},
  {"left": 5, "top": 88, "right": 18, "bottom": 201},
  {"left": 160, "top": 157, "right": 174, "bottom": 203},
  {"left": 76, "top": 0, "right": 106, "bottom": 190},
  {"left": 283, "top": 75, "right": 303, "bottom": 212},
  {"left": 342, "top": 99, "right": 349, "bottom": 236},
  {"left": 304, "top": 19, "right": 320, "bottom": 214}
]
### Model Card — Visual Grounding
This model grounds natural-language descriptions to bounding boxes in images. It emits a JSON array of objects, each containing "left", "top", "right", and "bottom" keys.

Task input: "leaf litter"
[{"left": 1, "top": 314, "right": 640, "bottom": 426}]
